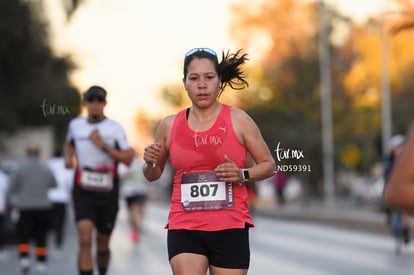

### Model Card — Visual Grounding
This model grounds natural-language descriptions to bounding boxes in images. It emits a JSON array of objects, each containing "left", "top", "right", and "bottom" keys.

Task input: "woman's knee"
[
  {"left": 170, "top": 253, "right": 208, "bottom": 275},
  {"left": 77, "top": 220, "right": 94, "bottom": 247}
]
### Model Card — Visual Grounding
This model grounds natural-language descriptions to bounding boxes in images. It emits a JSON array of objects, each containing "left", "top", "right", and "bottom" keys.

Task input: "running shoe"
[
  {"left": 36, "top": 262, "right": 47, "bottom": 274},
  {"left": 130, "top": 229, "right": 139, "bottom": 243},
  {"left": 19, "top": 257, "right": 30, "bottom": 275}
]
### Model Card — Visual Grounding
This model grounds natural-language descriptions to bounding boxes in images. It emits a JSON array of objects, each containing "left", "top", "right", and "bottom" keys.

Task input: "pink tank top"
[{"left": 167, "top": 104, "right": 254, "bottom": 230}]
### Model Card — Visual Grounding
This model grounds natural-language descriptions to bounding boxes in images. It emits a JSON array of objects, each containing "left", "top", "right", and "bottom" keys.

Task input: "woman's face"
[{"left": 184, "top": 57, "right": 220, "bottom": 109}]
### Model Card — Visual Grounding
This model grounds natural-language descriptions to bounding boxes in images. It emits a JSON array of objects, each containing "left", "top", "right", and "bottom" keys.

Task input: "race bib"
[
  {"left": 181, "top": 171, "right": 233, "bottom": 211},
  {"left": 79, "top": 168, "right": 113, "bottom": 192}
]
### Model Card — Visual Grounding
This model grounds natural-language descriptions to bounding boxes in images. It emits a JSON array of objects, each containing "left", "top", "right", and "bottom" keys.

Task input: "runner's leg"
[
  {"left": 136, "top": 201, "right": 147, "bottom": 230},
  {"left": 33, "top": 209, "right": 51, "bottom": 271},
  {"left": 54, "top": 203, "right": 67, "bottom": 249},
  {"left": 96, "top": 232, "right": 111, "bottom": 275},
  {"left": 210, "top": 266, "right": 248, "bottom": 275},
  {"left": 17, "top": 210, "right": 32, "bottom": 273},
  {"left": 170, "top": 253, "right": 209, "bottom": 275},
  {"left": 128, "top": 202, "right": 140, "bottom": 242},
  {"left": 401, "top": 211, "right": 411, "bottom": 244},
  {"left": 95, "top": 200, "right": 117, "bottom": 275},
  {"left": 77, "top": 219, "right": 94, "bottom": 274}
]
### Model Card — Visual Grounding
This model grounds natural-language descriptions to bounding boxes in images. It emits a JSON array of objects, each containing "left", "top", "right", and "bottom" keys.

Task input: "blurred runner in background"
[
  {"left": 383, "top": 135, "right": 410, "bottom": 244},
  {"left": 8, "top": 144, "right": 57, "bottom": 275},
  {"left": 0, "top": 165, "right": 10, "bottom": 260},
  {"left": 47, "top": 150, "right": 74, "bottom": 258},
  {"left": 64, "top": 85, "right": 134, "bottom": 275},
  {"left": 119, "top": 155, "right": 149, "bottom": 243},
  {"left": 274, "top": 171, "right": 288, "bottom": 206}
]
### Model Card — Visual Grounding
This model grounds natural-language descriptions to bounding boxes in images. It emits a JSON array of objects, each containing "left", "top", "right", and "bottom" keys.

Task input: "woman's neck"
[{"left": 190, "top": 102, "right": 221, "bottom": 122}]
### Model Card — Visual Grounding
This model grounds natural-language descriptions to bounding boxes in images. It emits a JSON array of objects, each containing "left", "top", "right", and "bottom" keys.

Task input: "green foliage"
[
  {"left": 160, "top": 84, "right": 190, "bottom": 108},
  {"left": 0, "top": 0, "right": 81, "bottom": 149},
  {"left": 246, "top": 54, "right": 325, "bottom": 196},
  {"left": 226, "top": 0, "right": 414, "bottom": 197}
]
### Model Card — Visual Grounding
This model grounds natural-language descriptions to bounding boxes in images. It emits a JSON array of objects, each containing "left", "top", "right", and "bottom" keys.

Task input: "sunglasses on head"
[{"left": 184, "top": 48, "right": 218, "bottom": 63}]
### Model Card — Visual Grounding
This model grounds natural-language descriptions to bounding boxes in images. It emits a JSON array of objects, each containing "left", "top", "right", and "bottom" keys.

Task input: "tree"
[
  {"left": 228, "top": 0, "right": 414, "bottom": 198},
  {"left": 387, "top": 1, "right": 414, "bottom": 145},
  {"left": 229, "top": 0, "right": 351, "bottom": 197},
  {"left": 0, "top": 0, "right": 81, "bottom": 151},
  {"left": 340, "top": 1, "right": 414, "bottom": 165}
]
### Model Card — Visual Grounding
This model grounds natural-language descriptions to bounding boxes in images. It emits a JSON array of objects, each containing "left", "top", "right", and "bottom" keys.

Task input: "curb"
[{"left": 253, "top": 199, "right": 390, "bottom": 235}]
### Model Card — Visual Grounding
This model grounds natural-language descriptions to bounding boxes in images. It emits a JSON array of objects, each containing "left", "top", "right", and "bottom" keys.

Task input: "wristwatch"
[
  {"left": 241, "top": 168, "right": 250, "bottom": 182},
  {"left": 101, "top": 144, "right": 111, "bottom": 152}
]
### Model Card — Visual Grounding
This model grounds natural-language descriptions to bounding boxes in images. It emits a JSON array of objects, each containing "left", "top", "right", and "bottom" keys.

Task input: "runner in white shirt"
[
  {"left": 47, "top": 152, "right": 74, "bottom": 257},
  {"left": 119, "top": 156, "right": 149, "bottom": 243},
  {"left": 64, "top": 85, "right": 134, "bottom": 275},
  {"left": 0, "top": 168, "right": 10, "bottom": 259}
]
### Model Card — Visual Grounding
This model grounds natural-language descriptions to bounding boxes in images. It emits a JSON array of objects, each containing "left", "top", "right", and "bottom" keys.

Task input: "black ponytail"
[{"left": 218, "top": 49, "right": 249, "bottom": 96}]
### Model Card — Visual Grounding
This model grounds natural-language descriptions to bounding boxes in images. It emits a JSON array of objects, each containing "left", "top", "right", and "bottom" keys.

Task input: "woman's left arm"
[{"left": 233, "top": 108, "right": 275, "bottom": 182}]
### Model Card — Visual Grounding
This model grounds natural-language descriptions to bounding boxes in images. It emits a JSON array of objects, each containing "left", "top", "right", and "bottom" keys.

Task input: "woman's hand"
[
  {"left": 215, "top": 155, "right": 243, "bottom": 183},
  {"left": 143, "top": 142, "right": 161, "bottom": 167}
]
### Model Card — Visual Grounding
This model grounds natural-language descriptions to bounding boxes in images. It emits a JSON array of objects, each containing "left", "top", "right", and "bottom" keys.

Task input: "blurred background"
[
  {"left": 1, "top": 0, "right": 414, "bottom": 211},
  {"left": 2, "top": 1, "right": 414, "bottom": 274}
]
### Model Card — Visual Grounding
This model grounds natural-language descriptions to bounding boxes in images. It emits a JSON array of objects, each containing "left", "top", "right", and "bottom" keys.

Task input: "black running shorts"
[
  {"left": 72, "top": 188, "right": 119, "bottom": 235},
  {"left": 125, "top": 194, "right": 148, "bottom": 208},
  {"left": 167, "top": 226, "right": 250, "bottom": 269}
]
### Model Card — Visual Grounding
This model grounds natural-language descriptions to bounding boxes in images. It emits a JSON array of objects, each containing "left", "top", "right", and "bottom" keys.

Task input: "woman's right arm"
[{"left": 143, "top": 115, "right": 174, "bottom": 181}]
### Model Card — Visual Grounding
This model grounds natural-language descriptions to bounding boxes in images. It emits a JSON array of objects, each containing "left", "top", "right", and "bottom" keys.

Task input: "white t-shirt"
[
  {"left": 0, "top": 170, "right": 10, "bottom": 213},
  {"left": 119, "top": 157, "right": 148, "bottom": 197},
  {"left": 66, "top": 117, "right": 131, "bottom": 169},
  {"left": 47, "top": 157, "right": 74, "bottom": 203}
]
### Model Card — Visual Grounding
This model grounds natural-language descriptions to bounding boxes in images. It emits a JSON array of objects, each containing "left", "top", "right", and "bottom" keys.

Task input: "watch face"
[{"left": 243, "top": 169, "right": 249, "bottom": 180}]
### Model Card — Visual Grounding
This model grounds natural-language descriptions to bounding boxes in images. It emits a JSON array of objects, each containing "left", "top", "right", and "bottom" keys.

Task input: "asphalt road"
[{"left": 1, "top": 200, "right": 413, "bottom": 275}]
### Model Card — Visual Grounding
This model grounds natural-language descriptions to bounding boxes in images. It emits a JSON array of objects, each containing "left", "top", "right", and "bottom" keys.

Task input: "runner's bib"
[
  {"left": 78, "top": 168, "right": 113, "bottom": 192},
  {"left": 181, "top": 172, "right": 233, "bottom": 211}
]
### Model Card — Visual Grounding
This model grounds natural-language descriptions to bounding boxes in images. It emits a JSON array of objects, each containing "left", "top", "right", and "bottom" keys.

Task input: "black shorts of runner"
[
  {"left": 167, "top": 226, "right": 250, "bottom": 269},
  {"left": 125, "top": 194, "right": 148, "bottom": 208},
  {"left": 72, "top": 188, "right": 119, "bottom": 235}
]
